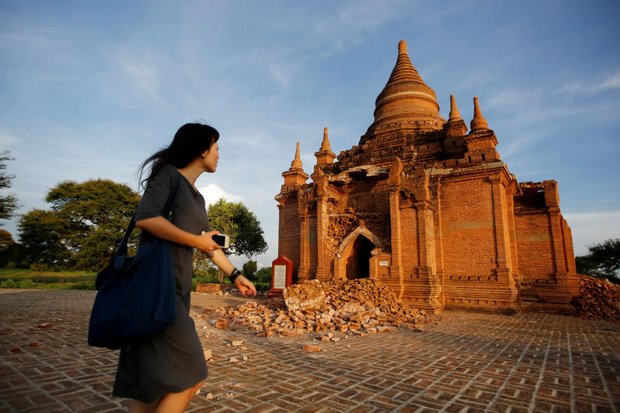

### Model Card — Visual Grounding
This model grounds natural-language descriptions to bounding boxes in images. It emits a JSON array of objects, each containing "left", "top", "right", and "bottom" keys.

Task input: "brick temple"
[{"left": 275, "top": 40, "right": 579, "bottom": 314}]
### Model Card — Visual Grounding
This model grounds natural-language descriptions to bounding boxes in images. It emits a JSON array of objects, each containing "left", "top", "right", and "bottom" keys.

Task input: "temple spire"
[
  {"left": 448, "top": 94, "right": 463, "bottom": 122},
  {"left": 445, "top": 94, "right": 468, "bottom": 137},
  {"left": 362, "top": 39, "right": 445, "bottom": 143},
  {"left": 290, "top": 141, "right": 303, "bottom": 169},
  {"left": 314, "top": 127, "right": 336, "bottom": 176},
  {"left": 320, "top": 127, "right": 332, "bottom": 151},
  {"left": 282, "top": 141, "right": 308, "bottom": 189},
  {"left": 398, "top": 39, "right": 408, "bottom": 55},
  {"left": 470, "top": 96, "right": 489, "bottom": 131}
]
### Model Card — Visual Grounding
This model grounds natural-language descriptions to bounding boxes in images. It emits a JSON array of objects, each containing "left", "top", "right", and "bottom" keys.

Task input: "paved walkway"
[{"left": 0, "top": 289, "right": 618, "bottom": 412}]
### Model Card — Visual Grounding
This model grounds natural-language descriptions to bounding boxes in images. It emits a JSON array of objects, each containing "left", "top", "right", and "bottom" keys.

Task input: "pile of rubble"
[
  {"left": 213, "top": 278, "right": 433, "bottom": 337},
  {"left": 572, "top": 275, "right": 620, "bottom": 321}
]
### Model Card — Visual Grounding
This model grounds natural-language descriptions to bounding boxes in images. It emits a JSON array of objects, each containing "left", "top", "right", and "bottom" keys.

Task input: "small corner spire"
[
  {"left": 290, "top": 141, "right": 303, "bottom": 169},
  {"left": 470, "top": 96, "right": 489, "bottom": 131},
  {"left": 320, "top": 127, "right": 332, "bottom": 151},
  {"left": 282, "top": 140, "right": 308, "bottom": 189},
  {"left": 448, "top": 94, "right": 463, "bottom": 122},
  {"left": 314, "top": 126, "right": 336, "bottom": 170}
]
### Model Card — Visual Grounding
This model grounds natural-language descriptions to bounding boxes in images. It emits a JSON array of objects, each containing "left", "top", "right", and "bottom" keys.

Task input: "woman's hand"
[
  {"left": 234, "top": 275, "right": 257, "bottom": 297},
  {"left": 194, "top": 231, "right": 222, "bottom": 253}
]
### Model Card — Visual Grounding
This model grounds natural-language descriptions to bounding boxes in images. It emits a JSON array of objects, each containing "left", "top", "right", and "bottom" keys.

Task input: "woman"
[{"left": 113, "top": 123, "right": 256, "bottom": 412}]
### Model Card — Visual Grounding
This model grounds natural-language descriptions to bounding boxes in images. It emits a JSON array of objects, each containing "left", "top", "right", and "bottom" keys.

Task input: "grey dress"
[{"left": 113, "top": 164, "right": 209, "bottom": 403}]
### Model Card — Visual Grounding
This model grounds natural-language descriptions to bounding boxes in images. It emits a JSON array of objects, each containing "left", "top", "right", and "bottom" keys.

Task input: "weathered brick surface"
[{"left": 1, "top": 289, "right": 618, "bottom": 412}]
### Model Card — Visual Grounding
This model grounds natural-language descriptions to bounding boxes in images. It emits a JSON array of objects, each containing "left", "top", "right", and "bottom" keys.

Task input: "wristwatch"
[{"left": 229, "top": 268, "right": 242, "bottom": 283}]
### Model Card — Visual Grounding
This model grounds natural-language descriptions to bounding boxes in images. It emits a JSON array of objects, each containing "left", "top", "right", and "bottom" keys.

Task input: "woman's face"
[{"left": 202, "top": 142, "right": 219, "bottom": 173}]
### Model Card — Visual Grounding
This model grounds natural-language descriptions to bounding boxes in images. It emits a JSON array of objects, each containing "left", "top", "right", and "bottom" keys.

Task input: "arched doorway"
[{"left": 346, "top": 235, "right": 375, "bottom": 279}]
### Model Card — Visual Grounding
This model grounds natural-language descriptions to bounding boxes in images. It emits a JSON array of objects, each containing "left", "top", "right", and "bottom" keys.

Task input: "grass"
[
  {"left": 191, "top": 272, "right": 272, "bottom": 291},
  {"left": 0, "top": 269, "right": 97, "bottom": 290},
  {"left": 1, "top": 269, "right": 273, "bottom": 291}
]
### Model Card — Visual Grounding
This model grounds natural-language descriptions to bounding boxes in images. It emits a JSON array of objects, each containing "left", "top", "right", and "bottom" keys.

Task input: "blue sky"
[{"left": 1, "top": 0, "right": 619, "bottom": 268}]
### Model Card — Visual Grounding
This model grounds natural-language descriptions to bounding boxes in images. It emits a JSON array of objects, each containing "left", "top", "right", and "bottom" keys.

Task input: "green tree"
[
  {"left": 255, "top": 267, "right": 272, "bottom": 284},
  {"left": 242, "top": 260, "right": 258, "bottom": 279},
  {"left": 18, "top": 209, "right": 72, "bottom": 268},
  {"left": 576, "top": 238, "right": 620, "bottom": 282},
  {"left": 45, "top": 179, "right": 141, "bottom": 269},
  {"left": 207, "top": 198, "right": 268, "bottom": 258},
  {"left": 0, "top": 229, "right": 18, "bottom": 267},
  {"left": 0, "top": 229, "right": 13, "bottom": 253},
  {"left": 193, "top": 252, "right": 217, "bottom": 278},
  {"left": 18, "top": 179, "right": 140, "bottom": 270},
  {"left": 0, "top": 151, "right": 18, "bottom": 223}
]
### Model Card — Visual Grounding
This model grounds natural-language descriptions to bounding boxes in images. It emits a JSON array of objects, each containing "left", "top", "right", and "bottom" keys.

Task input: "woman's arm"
[
  {"left": 208, "top": 249, "right": 257, "bottom": 297},
  {"left": 136, "top": 216, "right": 221, "bottom": 253},
  {"left": 137, "top": 216, "right": 257, "bottom": 297}
]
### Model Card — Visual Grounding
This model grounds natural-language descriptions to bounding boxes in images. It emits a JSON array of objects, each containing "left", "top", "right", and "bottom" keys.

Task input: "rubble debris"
[
  {"left": 230, "top": 339, "right": 244, "bottom": 347},
  {"left": 212, "top": 318, "right": 229, "bottom": 330},
  {"left": 572, "top": 275, "right": 620, "bottom": 321},
  {"left": 214, "top": 278, "right": 433, "bottom": 337},
  {"left": 283, "top": 280, "right": 326, "bottom": 311},
  {"left": 303, "top": 344, "right": 321, "bottom": 352}
]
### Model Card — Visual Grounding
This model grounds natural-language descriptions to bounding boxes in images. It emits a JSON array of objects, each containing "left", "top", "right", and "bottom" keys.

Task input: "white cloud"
[
  {"left": 198, "top": 184, "right": 244, "bottom": 208},
  {"left": 599, "top": 70, "right": 620, "bottom": 90},
  {"left": 110, "top": 50, "right": 163, "bottom": 106},
  {"left": 562, "top": 69, "right": 620, "bottom": 94},
  {"left": 0, "top": 130, "right": 18, "bottom": 148},
  {"left": 564, "top": 211, "right": 620, "bottom": 256}
]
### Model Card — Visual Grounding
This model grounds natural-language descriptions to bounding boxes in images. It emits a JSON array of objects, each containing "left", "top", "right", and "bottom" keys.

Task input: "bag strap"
[{"left": 116, "top": 172, "right": 182, "bottom": 256}]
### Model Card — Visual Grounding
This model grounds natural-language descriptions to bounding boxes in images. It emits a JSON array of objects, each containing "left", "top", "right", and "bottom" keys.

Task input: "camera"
[{"left": 211, "top": 234, "right": 230, "bottom": 248}]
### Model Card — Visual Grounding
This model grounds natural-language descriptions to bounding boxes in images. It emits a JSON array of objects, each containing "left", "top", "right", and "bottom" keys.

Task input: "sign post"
[{"left": 268, "top": 255, "right": 293, "bottom": 297}]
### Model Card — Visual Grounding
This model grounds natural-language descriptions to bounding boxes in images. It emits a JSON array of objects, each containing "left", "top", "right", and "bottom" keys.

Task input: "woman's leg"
[
  {"left": 154, "top": 380, "right": 205, "bottom": 413},
  {"left": 128, "top": 399, "right": 158, "bottom": 413}
]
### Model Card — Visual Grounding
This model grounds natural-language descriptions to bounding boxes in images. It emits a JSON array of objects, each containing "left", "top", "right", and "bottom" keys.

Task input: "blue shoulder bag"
[{"left": 87, "top": 174, "right": 181, "bottom": 349}]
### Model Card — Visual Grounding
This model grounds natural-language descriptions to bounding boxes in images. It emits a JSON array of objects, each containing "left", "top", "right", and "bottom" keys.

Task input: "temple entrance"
[{"left": 346, "top": 235, "right": 375, "bottom": 279}]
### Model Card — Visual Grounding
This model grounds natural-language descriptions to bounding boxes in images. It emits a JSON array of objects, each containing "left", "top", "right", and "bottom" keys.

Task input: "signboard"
[
  {"left": 273, "top": 265, "right": 287, "bottom": 289},
  {"left": 379, "top": 260, "right": 390, "bottom": 267},
  {"left": 268, "top": 255, "right": 293, "bottom": 297}
]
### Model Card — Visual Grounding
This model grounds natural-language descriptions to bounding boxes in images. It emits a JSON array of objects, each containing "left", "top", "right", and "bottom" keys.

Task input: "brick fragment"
[
  {"left": 303, "top": 344, "right": 321, "bottom": 352},
  {"left": 214, "top": 319, "right": 229, "bottom": 330}
]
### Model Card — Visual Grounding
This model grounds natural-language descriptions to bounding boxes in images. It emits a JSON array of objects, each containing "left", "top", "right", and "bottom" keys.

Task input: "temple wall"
[
  {"left": 308, "top": 215, "right": 318, "bottom": 277},
  {"left": 514, "top": 182, "right": 580, "bottom": 312},
  {"left": 440, "top": 177, "right": 495, "bottom": 277},
  {"left": 277, "top": 194, "right": 301, "bottom": 276},
  {"left": 437, "top": 173, "right": 519, "bottom": 313},
  {"left": 400, "top": 205, "right": 419, "bottom": 275},
  {"left": 515, "top": 212, "right": 555, "bottom": 283}
]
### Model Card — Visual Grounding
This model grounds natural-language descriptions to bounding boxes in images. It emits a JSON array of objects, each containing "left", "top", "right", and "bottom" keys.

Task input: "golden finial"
[{"left": 398, "top": 39, "right": 408, "bottom": 55}]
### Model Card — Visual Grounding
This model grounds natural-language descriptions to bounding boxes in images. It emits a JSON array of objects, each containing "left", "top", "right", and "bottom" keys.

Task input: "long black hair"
[{"left": 139, "top": 123, "right": 220, "bottom": 189}]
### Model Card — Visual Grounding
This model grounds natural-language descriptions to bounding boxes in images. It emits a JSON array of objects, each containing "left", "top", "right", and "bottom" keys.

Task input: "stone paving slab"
[{"left": 0, "top": 289, "right": 618, "bottom": 412}]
